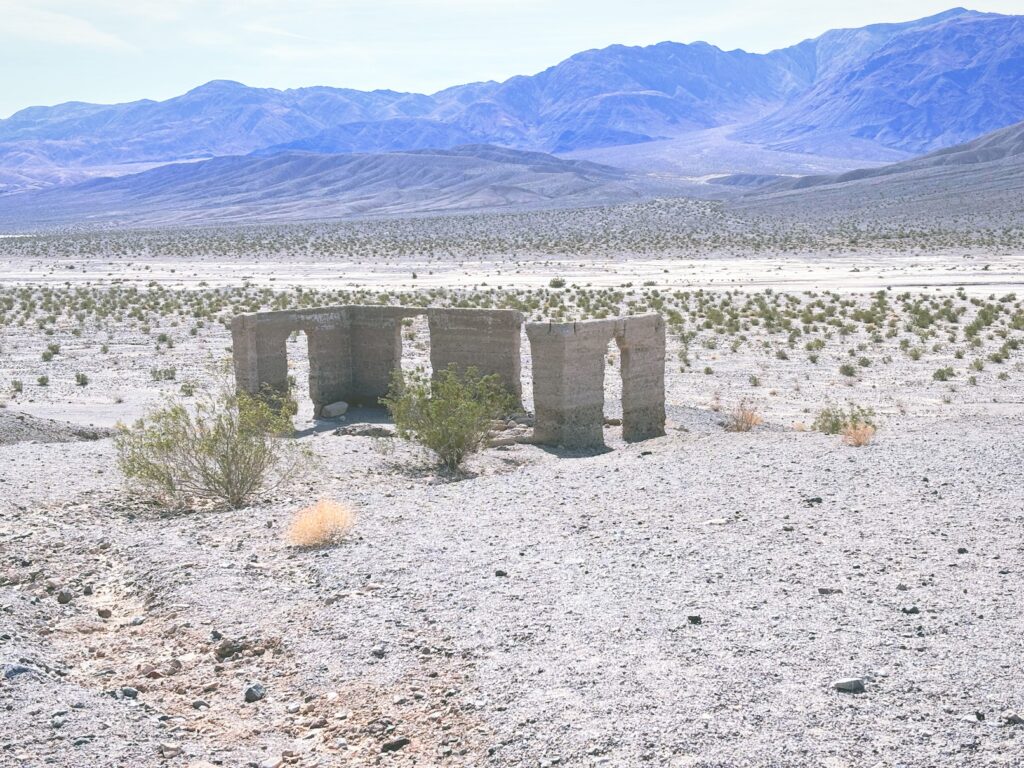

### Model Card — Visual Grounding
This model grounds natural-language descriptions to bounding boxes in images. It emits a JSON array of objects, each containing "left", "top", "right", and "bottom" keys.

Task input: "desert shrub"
[
  {"left": 115, "top": 386, "right": 299, "bottom": 509},
  {"left": 813, "top": 404, "right": 876, "bottom": 435},
  {"left": 841, "top": 423, "right": 876, "bottom": 447},
  {"left": 381, "top": 364, "right": 513, "bottom": 471},
  {"left": 933, "top": 367, "right": 955, "bottom": 381},
  {"left": 548, "top": 277, "right": 566, "bottom": 289},
  {"left": 838, "top": 363, "right": 857, "bottom": 377},
  {"left": 725, "top": 401, "right": 763, "bottom": 432},
  {"left": 75, "top": 372, "right": 89, "bottom": 387},
  {"left": 151, "top": 367, "right": 177, "bottom": 381},
  {"left": 287, "top": 499, "right": 354, "bottom": 548},
  {"left": 37, "top": 375, "right": 48, "bottom": 387},
  {"left": 11, "top": 380, "right": 22, "bottom": 394}
]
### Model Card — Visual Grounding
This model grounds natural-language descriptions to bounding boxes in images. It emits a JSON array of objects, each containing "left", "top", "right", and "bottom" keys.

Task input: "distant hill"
[
  {"left": 0, "top": 145, "right": 699, "bottom": 227},
  {"left": 740, "top": 118, "right": 1024, "bottom": 221},
  {"left": 5, "top": 7, "right": 1023, "bottom": 195}
]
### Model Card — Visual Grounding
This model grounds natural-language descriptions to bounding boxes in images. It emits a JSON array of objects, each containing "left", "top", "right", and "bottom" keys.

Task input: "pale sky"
[{"left": 2, "top": 1, "right": 1023, "bottom": 118}]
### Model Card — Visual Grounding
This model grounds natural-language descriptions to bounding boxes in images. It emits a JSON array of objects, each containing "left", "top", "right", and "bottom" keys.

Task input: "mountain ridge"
[{"left": 1, "top": 7, "right": 1021, "bottom": 195}]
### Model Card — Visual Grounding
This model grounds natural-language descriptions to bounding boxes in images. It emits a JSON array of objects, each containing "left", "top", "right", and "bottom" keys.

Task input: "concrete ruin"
[
  {"left": 526, "top": 314, "right": 666, "bottom": 449},
  {"left": 231, "top": 306, "right": 665, "bottom": 449},
  {"left": 231, "top": 306, "right": 522, "bottom": 416}
]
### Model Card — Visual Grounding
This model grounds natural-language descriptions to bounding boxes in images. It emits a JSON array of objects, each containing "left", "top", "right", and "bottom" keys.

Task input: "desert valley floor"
[{"left": 2, "top": 225, "right": 1023, "bottom": 767}]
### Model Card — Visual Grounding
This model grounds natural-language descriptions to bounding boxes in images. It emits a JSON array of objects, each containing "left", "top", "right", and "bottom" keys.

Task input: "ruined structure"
[
  {"left": 526, "top": 314, "right": 665, "bottom": 449},
  {"left": 232, "top": 306, "right": 522, "bottom": 415},
  {"left": 231, "top": 306, "right": 665, "bottom": 449}
]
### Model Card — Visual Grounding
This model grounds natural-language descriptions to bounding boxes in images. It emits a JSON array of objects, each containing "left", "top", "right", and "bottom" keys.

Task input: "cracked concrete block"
[
  {"left": 231, "top": 313, "right": 291, "bottom": 398},
  {"left": 428, "top": 308, "right": 523, "bottom": 405},
  {"left": 615, "top": 314, "right": 666, "bottom": 442},
  {"left": 346, "top": 306, "right": 416, "bottom": 404},
  {"left": 526, "top": 319, "right": 617, "bottom": 449}
]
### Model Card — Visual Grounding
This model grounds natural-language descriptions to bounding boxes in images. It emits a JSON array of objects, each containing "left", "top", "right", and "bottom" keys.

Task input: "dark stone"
[
  {"left": 244, "top": 682, "right": 266, "bottom": 703},
  {"left": 382, "top": 737, "right": 411, "bottom": 753}
]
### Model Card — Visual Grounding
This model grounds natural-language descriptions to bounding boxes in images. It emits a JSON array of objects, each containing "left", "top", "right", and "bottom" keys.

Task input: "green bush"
[
  {"left": 75, "top": 372, "right": 89, "bottom": 387},
  {"left": 115, "top": 386, "right": 299, "bottom": 509},
  {"left": 813, "top": 404, "right": 876, "bottom": 435},
  {"left": 932, "top": 367, "right": 955, "bottom": 381},
  {"left": 381, "top": 365, "right": 513, "bottom": 471}
]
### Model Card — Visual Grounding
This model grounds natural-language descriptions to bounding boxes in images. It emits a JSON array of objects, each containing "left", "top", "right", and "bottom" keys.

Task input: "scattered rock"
[
  {"left": 1002, "top": 711, "right": 1024, "bottom": 726},
  {"left": 818, "top": 587, "right": 843, "bottom": 595},
  {"left": 335, "top": 424, "right": 395, "bottom": 438},
  {"left": 370, "top": 645, "right": 386, "bottom": 659},
  {"left": 56, "top": 589, "right": 74, "bottom": 604},
  {"left": 687, "top": 615, "right": 702, "bottom": 625},
  {"left": 901, "top": 605, "right": 920, "bottom": 615},
  {"left": 159, "top": 742, "right": 182, "bottom": 758},
  {"left": 495, "top": 569, "right": 508, "bottom": 577},
  {"left": 120, "top": 686, "right": 139, "bottom": 699},
  {"left": 833, "top": 678, "right": 866, "bottom": 694},
  {"left": 381, "top": 736, "right": 411, "bottom": 753},
  {"left": 243, "top": 682, "right": 266, "bottom": 703},
  {"left": 97, "top": 607, "right": 112, "bottom": 619},
  {"left": 2, "top": 664, "right": 37, "bottom": 680},
  {"left": 321, "top": 401, "right": 349, "bottom": 418},
  {"left": 214, "top": 637, "right": 247, "bottom": 660}
]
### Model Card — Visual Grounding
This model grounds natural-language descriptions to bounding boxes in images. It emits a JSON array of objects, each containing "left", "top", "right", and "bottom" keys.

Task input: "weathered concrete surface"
[
  {"left": 232, "top": 306, "right": 524, "bottom": 415},
  {"left": 617, "top": 314, "right": 666, "bottom": 442},
  {"left": 526, "top": 314, "right": 666, "bottom": 449},
  {"left": 234, "top": 306, "right": 665, "bottom": 442},
  {"left": 346, "top": 306, "right": 412, "bottom": 405},
  {"left": 232, "top": 307, "right": 351, "bottom": 416},
  {"left": 526, "top": 319, "right": 616, "bottom": 449},
  {"left": 428, "top": 308, "right": 523, "bottom": 405}
]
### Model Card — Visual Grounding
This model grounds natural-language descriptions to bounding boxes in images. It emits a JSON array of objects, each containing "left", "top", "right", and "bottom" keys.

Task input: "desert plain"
[{"left": 1, "top": 204, "right": 1023, "bottom": 768}]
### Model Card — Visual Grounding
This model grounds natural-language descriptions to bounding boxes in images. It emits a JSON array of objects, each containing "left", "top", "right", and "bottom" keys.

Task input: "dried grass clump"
[
  {"left": 725, "top": 402, "right": 763, "bottom": 432},
  {"left": 287, "top": 500, "right": 355, "bottom": 548},
  {"left": 841, "top": 423, "right": 876, "bottom": 447}
]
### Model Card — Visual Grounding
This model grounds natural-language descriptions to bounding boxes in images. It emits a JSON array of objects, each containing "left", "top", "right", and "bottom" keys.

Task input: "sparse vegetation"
[
  {"left": 381, "top": 365, "right": 513, "bottom": 471},
  {"left": 115, "top": 386, "right": 300, "bottom": 509},
  {"left": 813, "top": 404, "right": 876, "bottom": 435},
  {"left": 841, "top": 422, "right": 877, "bottom": 447},
  {"left": 725, "top": 401, "right": 763, "bottom": 432},
  {"left": 287, "top": 499, "right": 355, "bottom": 548}
]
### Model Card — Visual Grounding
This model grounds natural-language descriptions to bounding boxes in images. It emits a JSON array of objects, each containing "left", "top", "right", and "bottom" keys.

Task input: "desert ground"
[{"left": 2, "top": 213, "right": 1024, "bottom": 767}]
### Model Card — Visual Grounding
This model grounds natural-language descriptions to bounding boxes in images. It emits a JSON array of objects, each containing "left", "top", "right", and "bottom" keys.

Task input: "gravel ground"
[
  {"left": 2, "top": 407, "right": 1023, "bottom": 767},
  {"left": 2, "top": 248, "right": 1024, "bottom": 766}
]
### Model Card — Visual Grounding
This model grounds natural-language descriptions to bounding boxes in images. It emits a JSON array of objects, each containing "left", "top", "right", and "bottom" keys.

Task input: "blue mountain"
[{"left": 1, "top": 7, "right": 1021, "bottom": 193}]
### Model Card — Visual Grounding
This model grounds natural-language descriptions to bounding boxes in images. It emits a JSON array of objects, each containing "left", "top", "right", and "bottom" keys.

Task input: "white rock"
[{"left": 321, "top": 401, "right": 349, "bottom": 418}]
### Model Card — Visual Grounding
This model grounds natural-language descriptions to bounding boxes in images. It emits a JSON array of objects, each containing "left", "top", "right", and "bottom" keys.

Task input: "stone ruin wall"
[{"left": 231, "top": 306, "right": 665, "bottom": 449}]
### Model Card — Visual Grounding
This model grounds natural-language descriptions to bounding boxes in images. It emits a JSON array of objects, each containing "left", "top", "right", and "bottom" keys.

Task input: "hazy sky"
[{"left": 3, "top": 1, "right": 1023, "bottom": 117}]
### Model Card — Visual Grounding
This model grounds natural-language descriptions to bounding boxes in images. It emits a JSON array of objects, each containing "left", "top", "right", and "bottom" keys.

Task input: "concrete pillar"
[
  {"left": 346, "top": 306, "right": 407, "bottom": 404},
  {"left": 615, "top": 314, "right": 666, "bottom": 442},
  {"left": 427, "top": 308, "right": 523, "bottom": 406},
  {"left": 526, "top": 319, "right": 616, "bottom": 449},
  {"left": 231, "top": 313, "right": 291, "bottom": 398},
  {"left": 303, "top": 309, "right": 352, "bottom": 416}
]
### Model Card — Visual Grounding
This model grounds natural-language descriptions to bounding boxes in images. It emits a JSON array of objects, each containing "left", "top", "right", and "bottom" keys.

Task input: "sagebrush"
[
  {"left": 115, "top": 386, "right": 301, "bottom": 509},
  {"left": 381, "top": 364, "right": 513, "bottom": 471}
]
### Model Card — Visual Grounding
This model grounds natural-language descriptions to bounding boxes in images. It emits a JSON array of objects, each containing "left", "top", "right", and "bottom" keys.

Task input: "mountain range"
[
  {"left": 0, "top": 145, "right": 704, "bottom": 227},
  {"left": 2, "top": 6, "right": 1023, "bottom": 199}
]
